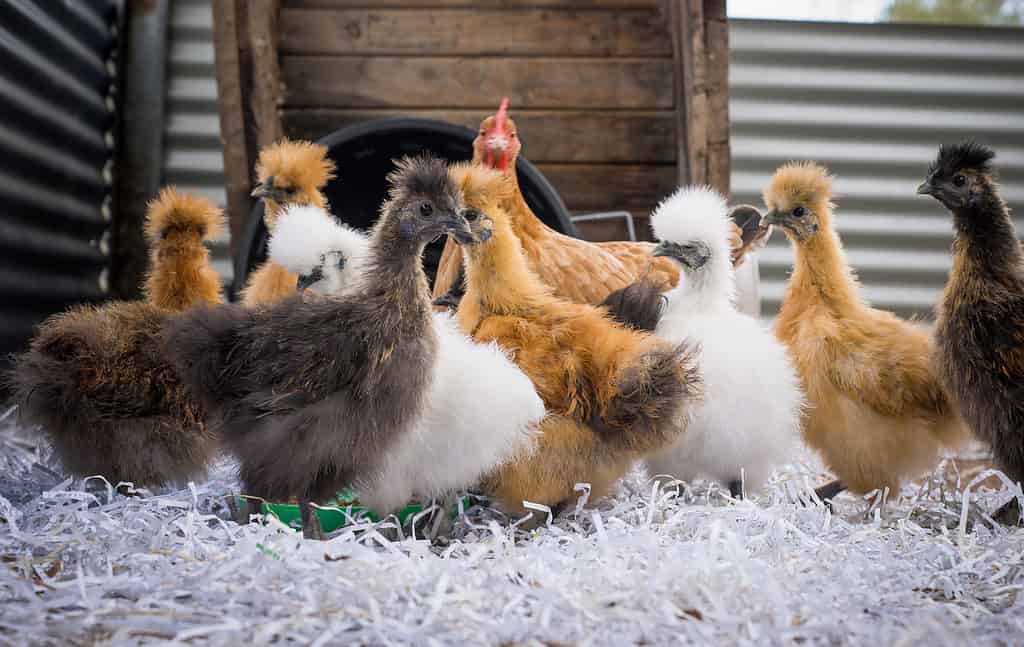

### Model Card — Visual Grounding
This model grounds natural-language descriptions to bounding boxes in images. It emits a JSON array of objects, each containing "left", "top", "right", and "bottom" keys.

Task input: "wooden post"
[
  {"left": 704, "top": 0, "right": 731, "bottom": 195},
  {"left": 212, "top": 0, "right": 282, "bottom": 263},
  {"left": 668, "top": 0, "right": 729, "bottom": 195}
]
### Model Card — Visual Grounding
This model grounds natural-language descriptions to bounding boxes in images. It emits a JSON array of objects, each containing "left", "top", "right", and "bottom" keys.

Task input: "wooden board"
[
  {"left": 285, "top": 1, "right": 663, "bottom": 8},
  {"left": 281, "top": 109, "right": 676, "bottom": 163},
  {"left": 280, "top": 56, "right": 674, "bottom": 109},
  {"left": 536, "top": 163, "right": 676, "bottom": 213},
  {"left": 279, "top": 8, "right": 671, "bottom": 57}
]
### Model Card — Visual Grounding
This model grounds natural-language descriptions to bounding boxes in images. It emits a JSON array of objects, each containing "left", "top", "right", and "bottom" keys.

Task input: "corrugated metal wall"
[
  {"left": 163, "top": 0, "right": 232, "bottom": 285},
  {"left": 730, "top": 19, "right": 1024, "bottom": 319},
  {"left": 169, "top": 15, "right": 1024, "bottom": 317},
  {"left": 0, "top": 0, "right": 121, "bottom": 361}
]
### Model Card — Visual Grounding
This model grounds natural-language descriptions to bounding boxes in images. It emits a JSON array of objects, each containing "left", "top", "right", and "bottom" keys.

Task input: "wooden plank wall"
[{"left": 276, "top": 0, "right": 680, "bottom": 241}]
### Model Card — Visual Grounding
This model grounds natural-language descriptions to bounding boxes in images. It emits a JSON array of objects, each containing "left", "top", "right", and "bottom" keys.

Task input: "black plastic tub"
[{"left": 233, "top": 118, "right": 577, "bottom": 296}]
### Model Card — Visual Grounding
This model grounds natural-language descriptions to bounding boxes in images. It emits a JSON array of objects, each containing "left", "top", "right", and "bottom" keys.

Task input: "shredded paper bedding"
[{"left": 1, "top": 407, "right": 1022, "bottom": 646}]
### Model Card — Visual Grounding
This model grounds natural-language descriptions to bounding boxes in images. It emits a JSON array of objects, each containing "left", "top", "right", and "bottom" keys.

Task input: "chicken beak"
[
  {"left": 439, "top": 212, "right": 475, "bottom": 245},
  {"left": 252, "top": 177, "right": 291, "bottom": 204},
  {"left": 652, "top": 241, "right": 675, "bottom": 259},
  {"left": 763, "top": 209, "right": 785, "bottom": 226},
  {"left": 296, "top": 266, "right": 324, "bottom": 290},
  {"left": 916, "top": 181, "right": 935, "bottom": 196},
  {"left": 251, "top": 177, "right": 272, "bottom": 199}
]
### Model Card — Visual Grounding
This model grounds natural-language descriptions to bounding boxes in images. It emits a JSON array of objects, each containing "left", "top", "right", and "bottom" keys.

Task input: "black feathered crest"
[
  {"left": 386, "top": 154, "right": 455, "bottom": 202},
  {"left": 928, "top": 141, "right": 996, "bottom": 178}
]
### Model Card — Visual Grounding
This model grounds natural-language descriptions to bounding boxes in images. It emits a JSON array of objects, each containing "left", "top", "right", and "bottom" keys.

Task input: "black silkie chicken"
[
  {"left": 919, "top": 142, "right": 1024, "bottom": 525},
  {"left": 164, "top": 155, "right": 475, "bottom": 537}
]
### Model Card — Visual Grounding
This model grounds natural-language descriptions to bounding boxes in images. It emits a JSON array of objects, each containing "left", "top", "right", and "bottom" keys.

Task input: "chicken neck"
[
  {"left": 358, "top": 224, "right": 434, "bottom": 334},
  {"left": 784, "top": 208, "right": 862, "bottom": 319},
  {"left": 949, "top": 187, "right": 1022, "bottom": 288},
  {"left": 463, "top": 217, "right": 549, "bottom": 316}
]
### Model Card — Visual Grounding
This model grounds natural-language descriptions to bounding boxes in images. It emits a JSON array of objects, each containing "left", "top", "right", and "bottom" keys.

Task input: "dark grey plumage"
[
  {"left": 600, "top": 279, "right": 666, "bottom": 332},
  {"left": 921, "top": 142, "right": 1024, "bottom": 525},
  {"left": 165, "top": 155, "right": 472, "bottom": 521},
  {"left": 926, "top": 141, "right": 996, "bottom": 181}
]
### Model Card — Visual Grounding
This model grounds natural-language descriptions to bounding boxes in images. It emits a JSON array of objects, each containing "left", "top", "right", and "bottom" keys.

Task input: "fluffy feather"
[
  {"left": 272, "top": 205, "right": 544, "bottom": 513},
  {"left": 142, "top": 187, "right": 225, "bottom": 311},
  {"left": 267, "top": 203, "right": 368, "bottom": 294},
  {"left": 766, "top": 162, "right": 967, "bottom": 498},
  {"left": 651, "top": 186, "right": 735, "bottom": 308},
  {"left": 450, "top": 163, "right": 702, "bottom": 523},
  {"left": 165, "top": 155, "right": 473, "bottom": 535},
  {"left": 924, "top": 142, "right": 1024, "bottom": 524},
  {"left": 9, "top": 188, "right": 225, "bottom": 487},
  {"left": 241, "top": 140, "right": 336, "bottom": 307},
  {"left": 362, "top": 312, "right": 544, "bottom": 513},
  {"left": 635, "top": 186, "right": 804, "bottom": 494}
]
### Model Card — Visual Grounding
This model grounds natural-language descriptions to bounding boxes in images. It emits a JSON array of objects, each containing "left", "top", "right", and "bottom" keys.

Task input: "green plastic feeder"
[{"left": 238, "top": 488, "right": 478, "bottom": 534}]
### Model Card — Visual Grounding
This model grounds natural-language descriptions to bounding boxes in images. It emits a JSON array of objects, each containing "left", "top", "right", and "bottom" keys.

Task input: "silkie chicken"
[
  {"left": 607, "top": 187, "right": 803, "bottom": 497},
  {"left": 432, "top": 99, "right": 771, "bottom": 309},
  {"left": 765, "top": 162, "right": 966, "bottom": 504},
  {"left": 450, "top": 162, "right": 702, "bottom": 524},
  {"left": 266, "top": 203, "right": 370, "bottom": 295},
  {"left": 266, "top": 200, "right": 545, "bottom": 516},
  {"left": 164, "top": 155, "right": 475, "bottom": 538},
  {"left": 9, "top": 188, "right": 225, "bottom": 488},
  {"left": 240, "top": 140, "right": 337, "bottom": 307},
  {"left": 919, "top": 142, "right": 1024, "bottom": 525}
]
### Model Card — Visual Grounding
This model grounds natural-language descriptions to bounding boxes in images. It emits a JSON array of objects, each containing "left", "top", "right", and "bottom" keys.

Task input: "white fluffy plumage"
[
  {"left": 645, "top": 186, "right": 804, "bottom": 494},
  {"left": 276, "top": 207, "right": 544, "bottom": 514},
  {"left": 267, "top": 203, "right": 368, "bottom": 293},
  {"left": 362, "top": 312, "right": 544, "bottom": 513}
]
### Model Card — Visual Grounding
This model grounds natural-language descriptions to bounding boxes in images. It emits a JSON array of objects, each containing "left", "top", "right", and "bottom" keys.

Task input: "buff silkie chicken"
[
  {"left": 10, "top": 188, "right": 224, "bottom": 488},
  {"left": 165, "top": 156, "right": 476, "bottom": 538},
  {"left": 765, "top": 162, "right": 967, "bottom": 505},
  {"left": 266, "top": 200, "right": 545, "bottom": 517},
  {"left": 240, "top": 140, "right": 337, "bottom": 306},
  {"left": 450, "top": 162, "right": 702, "bottom": 524},
  {"left": 919, "top": 142, "right": 1024, "bottom": 525},
  {"left": 612, "top": 187, "right": 804, "bottom": 497}
]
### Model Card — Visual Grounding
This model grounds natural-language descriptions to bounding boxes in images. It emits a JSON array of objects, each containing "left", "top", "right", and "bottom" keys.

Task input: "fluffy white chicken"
[
  {"left": 267, "top": 203, "right": 368, "bottom": 294},
  {"left": 266, "top": 204, "right": 544, "bottom": 516},
  {"left": 642, "top": 187, "right": 804, "bottom": 497}
]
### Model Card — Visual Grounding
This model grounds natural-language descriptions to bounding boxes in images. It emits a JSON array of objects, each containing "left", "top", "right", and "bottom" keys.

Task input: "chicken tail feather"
[
  {"left": 143, "top": 187, "right": 225, "bottom": 311},
  {"left": 600, "top": 278, "right": 666, "bottom": 332},
  {"left": 596, "top": 341, "right": 702, "bottom": 453}
]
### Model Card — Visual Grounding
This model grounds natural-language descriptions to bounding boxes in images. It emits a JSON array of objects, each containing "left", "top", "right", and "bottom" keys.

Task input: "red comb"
[{"left": 494, "top": 97, "right": 509, "bottom": 134}]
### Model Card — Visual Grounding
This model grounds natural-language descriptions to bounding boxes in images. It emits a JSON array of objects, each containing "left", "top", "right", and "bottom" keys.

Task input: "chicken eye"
[
  {"left": 463, "top": 208, "right": 481, "bottom": 222},
  {"left": 953, "top": 174, "right": 966, "bottom": 187},
  {"left": 792, "top": 206, "right": 807, "bottom": 218},
  {"left": 419, "top": 202, "right": 434, "bottom": 218}
]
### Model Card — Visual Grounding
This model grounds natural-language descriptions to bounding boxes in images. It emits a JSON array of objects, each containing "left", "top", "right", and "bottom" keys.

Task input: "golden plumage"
[{"left": 766, "top": 162, "right": 966, "bottom": 497}]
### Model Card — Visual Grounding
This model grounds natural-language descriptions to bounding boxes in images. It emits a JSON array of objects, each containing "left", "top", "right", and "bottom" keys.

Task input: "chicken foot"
[{"left": 991, "top": 497, "right": 1023, "bottom": 526}]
